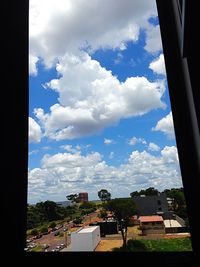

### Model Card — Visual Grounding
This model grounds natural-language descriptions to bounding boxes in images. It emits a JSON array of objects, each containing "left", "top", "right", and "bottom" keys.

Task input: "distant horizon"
[{"left": 27, "top": 185, "right": 183, "bottom": 205}]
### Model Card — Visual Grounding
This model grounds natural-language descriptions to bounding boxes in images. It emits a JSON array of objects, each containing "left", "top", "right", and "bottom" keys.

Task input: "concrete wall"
[
  {"left": 71, "top": 226, "right": 100, "bottom": 251},
  {"left": 142, "top": 228, "right": 165, "bottom": 234}
]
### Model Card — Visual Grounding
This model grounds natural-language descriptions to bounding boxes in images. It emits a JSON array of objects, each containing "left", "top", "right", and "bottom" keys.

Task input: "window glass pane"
[{"left": 27, "top": 0, "right": 192, "bottom": 252}]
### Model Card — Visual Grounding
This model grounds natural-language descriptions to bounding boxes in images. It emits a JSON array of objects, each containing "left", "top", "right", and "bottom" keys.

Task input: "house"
[
  {"left": 132, "top": 193, "right": 169, "bottom": 216},
  {"left": 70, "top": 226, "right": 100, "bottom": 251},
  {"left": 139, "top": 215, "right": 165, "bottom": 235}
]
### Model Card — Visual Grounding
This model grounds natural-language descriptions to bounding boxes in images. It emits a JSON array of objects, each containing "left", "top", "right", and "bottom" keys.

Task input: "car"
[{"left": 54, "top": 231, "right": 60, "bottom": 236}]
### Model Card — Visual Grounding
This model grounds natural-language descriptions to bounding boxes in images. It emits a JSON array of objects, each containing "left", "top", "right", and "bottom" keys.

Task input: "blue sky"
[{"left": 28, "top": 0, "right": 182, "bottom": 204}]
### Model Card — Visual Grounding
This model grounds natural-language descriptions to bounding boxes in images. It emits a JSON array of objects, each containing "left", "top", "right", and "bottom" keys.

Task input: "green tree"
[
  {"left": 49, "top": 221, "right": 56, "bottom": 228},
  {"left": 66, "top": 194, "right": 79, "bottom": 203},
  {"left": 130, "top": 187, "right": 159, "bottom": 197},
  {"left": 98, "top": 189, "right": 111, "bottom": 202},
  {"left": 105, "top": 198, "right": 136, "bottom": 247},
  {"left": 79, "top": 201, "right": 95, "bottom": 210},
  {"left": 30, "top": 228, "right": 39, "bottom": 236},
  {"left": 98, "top": 209, "right": 107, "bottom": 220},
  {"left": 40, "top": 226, "right": 48, "bottom": 234},
  {"left": 73, "top": 216, "right": 82, "bottom": 225}
]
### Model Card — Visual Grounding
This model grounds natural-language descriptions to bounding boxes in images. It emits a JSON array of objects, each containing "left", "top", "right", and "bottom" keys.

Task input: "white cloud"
[
  {"left": 109, "top": 152, "right": 115, "bottom": 159},
  {"left": 29, "top": 0, "right": 157, "bottom": 71},
  {"left": 104, "top": 138, "right": 115, "bottom": 145},
  {"left": 29, "top": 55, "right": 39, "bottom": 76},
  {"left": 144, "top": 24, "right": 162, "bottom": 53},
  {"left": 149, "top": 54, "right": 166, "bottom": 75},
  {"left": 128, "top": 136, "right": 147, "bottom": 146},
  {"left": 28, "top": 146, "right": 182, "bottom": 203},
  {"left": 29, "top": 149, "right": 39, "bottom": 156},
  {"left": 60, "top": 144, "right": 79, "bottom": 154},
  {"left": 34, "top": 52, "right": 166, "bottom": 140},
  {"left": 152, "top": 112, "right": 175, "bottom": 138},
  {"left": 29, "top": 117, "right": 42, "bottom": 143},
  {"left": 148, "top": 142, "right": 160, "bottom": 151}
]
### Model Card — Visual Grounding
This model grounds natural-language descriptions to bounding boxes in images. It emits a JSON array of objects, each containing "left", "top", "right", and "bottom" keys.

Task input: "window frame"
[{"left": 3, "top": 0, "right": 199, "bottom": 264}]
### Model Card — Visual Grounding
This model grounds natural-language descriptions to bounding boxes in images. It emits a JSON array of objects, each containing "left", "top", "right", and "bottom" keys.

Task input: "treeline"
[
  {"left": 27, "top": 200, "right": 97, "bottom": 230},
  {"left": 27, "top": 200, "right": 72, "bottom": 230}
]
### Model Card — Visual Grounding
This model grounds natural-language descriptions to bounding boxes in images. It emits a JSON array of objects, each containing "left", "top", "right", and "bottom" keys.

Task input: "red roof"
[{"left": 139, "top": 216, "right": 163, "bottom": 223}]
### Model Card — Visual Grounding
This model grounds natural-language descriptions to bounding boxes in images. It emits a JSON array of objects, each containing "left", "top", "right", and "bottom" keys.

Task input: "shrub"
[
  {"left": 40, "top": 226, "right": 48, "bottom": 234},
  {"left": 30, "top": 229, "right": 39, "bottom": 236},
  {"left": 49, "top": 221, "right": 56, "bottom": 228}
]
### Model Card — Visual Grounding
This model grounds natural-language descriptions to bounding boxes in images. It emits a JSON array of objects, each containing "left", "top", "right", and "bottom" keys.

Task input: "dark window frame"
[{"left": 3, "top": 0, "right": 199, "bottom": 264}]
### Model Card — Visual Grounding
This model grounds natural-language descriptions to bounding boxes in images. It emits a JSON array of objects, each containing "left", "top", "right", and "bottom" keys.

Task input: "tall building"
[{"left": 78, "top": 192, "right": 88, "bottom": 202}]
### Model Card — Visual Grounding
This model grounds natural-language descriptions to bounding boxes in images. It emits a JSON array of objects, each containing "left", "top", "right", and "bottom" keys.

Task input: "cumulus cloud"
[
  {"left": 109, "top": 152, "right": 115, "bottom": 159},
  {"left": 29, "top": 0, "right": 158, "bottom": 71},
  {"left": 144, "top": 24, "right": 162, "bottom": 53},
  {"left": 28, "top": 146, "right": 182, "bottom": 203},
  {"left": 29, "top": 55, "right": 39, "bottom": 76},
  {"left": 29, "top": 117, "right": 42, "bottom": 143},
  {"left": 128, "top": 136, "right": 147, "bottom": 146},
  {"left": 60, "top": 144, "right": 79, "bottom": 154},
  {"left": 152, "top": 112, "right": 175, "bottom": 138},
  {"left": 148, "top": 142, "right": 160, "bottom": 151},
  {"left": 149, "top": 54, "right": 166, "bottom": 75},
  {"left": 34, "top": 52, "right": 166, "bottom": 140},
  {"left": 104, "top": 138, "right": 115, "bottom": 145}
]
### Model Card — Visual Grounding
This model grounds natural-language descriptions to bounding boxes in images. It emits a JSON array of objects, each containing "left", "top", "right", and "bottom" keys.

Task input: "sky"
[{"left": 28, "top": 0, "right": 183, "bottom": 204}]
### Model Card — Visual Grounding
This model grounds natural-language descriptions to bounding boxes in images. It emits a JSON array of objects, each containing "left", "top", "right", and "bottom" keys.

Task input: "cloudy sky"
[{"left": 28, "top": 0, "right": 182, "bottom": 204}]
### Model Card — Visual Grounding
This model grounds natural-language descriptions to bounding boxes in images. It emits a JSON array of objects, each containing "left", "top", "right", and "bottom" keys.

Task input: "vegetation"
[
  {"left": 164, "top": 188, "right": 188, "bottom": 219},
  {"left": 30, "top": 228, "right": 39, "bottom": 236},
  {"left": 130, "top": 187, "right": 159, "bottom": 197},
  {"left": 40, "top": 226, "right": 48, "bottom": 234},
  {"left": 105, "top": 198, "right": 136, "bottom": 247},
  {"left": 49, "top": 221, "right": 56, "bottom": 228},
  {"left": 73, "top": 216, "right": 83, "bottom": 225},
  {"left": 66, "top": 194, "right": 79, "bottom": 203},
  {"left": 98, "top": 189, "right": 111, "bottom": 202},
  {"left": 112, "top": 237, "right": 192, "bottom": 252},
  {"left": 98, "top": 209, "right": 107, "bottom": 220}
]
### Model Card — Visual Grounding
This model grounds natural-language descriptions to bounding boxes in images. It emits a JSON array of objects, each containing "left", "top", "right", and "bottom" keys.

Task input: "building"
[
  {"left": 70, "top": 226, "right": 100, "bottom": 251},
  {"left": 89, "top": 220, "right": 118, "bottom": 237},
  {"left": 132, "top": 193, "right": 169, "bottom": 216},
  {"left": 139, "top": 215, "right": 165, "bottom": 235},
  {"left": 78, "top": 192, "right": 88, "bottom": 202}
]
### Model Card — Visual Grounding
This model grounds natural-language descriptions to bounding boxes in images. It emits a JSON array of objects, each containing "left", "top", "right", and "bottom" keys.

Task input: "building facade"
[
  {"left": 132, "top": 193, "right": 169, "bottom": 216},
  {"left": 78, "top": 192, "right": 88, "bottom": 202}
]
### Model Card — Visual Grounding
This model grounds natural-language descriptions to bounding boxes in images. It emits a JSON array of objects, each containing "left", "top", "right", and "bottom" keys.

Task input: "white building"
[{"left": 71, "top": 226, "right": 100, "bottom": 251}]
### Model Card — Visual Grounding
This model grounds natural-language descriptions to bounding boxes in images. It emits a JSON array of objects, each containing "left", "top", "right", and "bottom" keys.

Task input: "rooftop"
[
  {"left": 139, "top": 216, "right": 164, "bottom": 223},
  {"left": 164, "top": 219, "right": 182, "bottom": 228},
  {"left": 77, "top": 226, "right": 99, "bottom": 233}
]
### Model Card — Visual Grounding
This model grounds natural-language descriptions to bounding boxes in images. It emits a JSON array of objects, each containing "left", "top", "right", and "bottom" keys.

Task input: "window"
[{"left": 4, "top": 0, "right": 199, "bottom": 263}]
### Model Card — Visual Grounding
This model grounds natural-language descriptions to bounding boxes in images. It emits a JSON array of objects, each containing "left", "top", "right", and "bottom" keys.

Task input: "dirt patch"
[{"left": 95, "top": 239, "right": 123, "bottom": 251}]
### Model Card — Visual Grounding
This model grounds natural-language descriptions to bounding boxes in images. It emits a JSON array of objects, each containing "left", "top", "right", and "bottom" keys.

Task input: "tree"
[
  {"left": 66, "top": 194, "right": 79, "bottom": 203},
  {"left": 130, "top": 187, "right": 159, "bottom": 197},
  {"left": 98, "top": 189, "right": 111, "bottom": 202},
  {"left": 40, "top": 226, "right": 48, "bottom": 234},
  {"left": 49, "top": 221, "right": 56, "bottom": 229},
  {"left": 30, "top": 228, "right": 39, "bottom": 236},
  {"left": 98, "top": 209, "right": 107, "bottom": 220},
  {"left": 105, "top": 198, "right": 136, "bottom": 247},
  {"left": 73, "top": 216, "right": 82, "bottom": 225}
]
